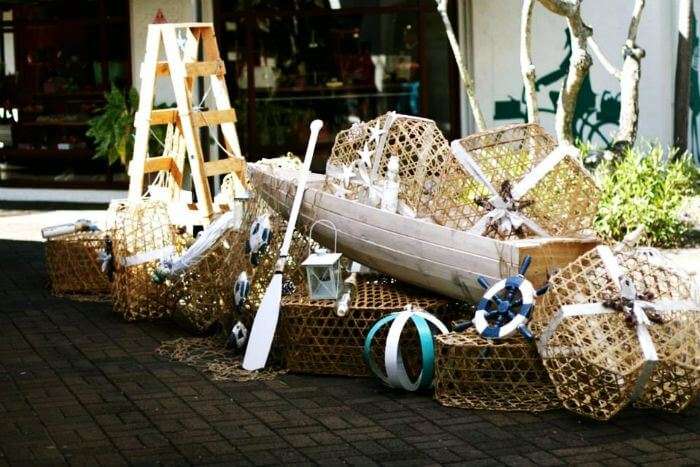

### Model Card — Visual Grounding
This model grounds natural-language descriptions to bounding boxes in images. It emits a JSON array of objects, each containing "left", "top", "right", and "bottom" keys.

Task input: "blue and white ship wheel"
[
  {"left": 456, "top": 256, "right": 548, "bottom": 340},
  {"left": 473, "top": 275, "right": 536, "bottom": 339}
]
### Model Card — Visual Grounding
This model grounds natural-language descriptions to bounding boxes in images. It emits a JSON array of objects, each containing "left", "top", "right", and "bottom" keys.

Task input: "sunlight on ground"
[{"left": 0, "top": 210, "right": 108, "bottom": 242}]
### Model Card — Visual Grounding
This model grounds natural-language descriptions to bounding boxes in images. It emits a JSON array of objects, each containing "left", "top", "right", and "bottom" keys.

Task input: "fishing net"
[
  {"left": 531, "top": 246, "right": 699, "bottom": 420},
  {"left": 167, "top": 224, "right": 245, "bottom": 334},
  {"left": 45, "top": 230, "right": 111, "bottom": 300},
  {"left": 156, "top": 336, "right": 285, "bottom": 382},
  {"left": 111, "top": 200, "right": 182, "bottom": 321},
  {"left": 430, "top": 123, "right": 599, "bottom": 239},
  {"left": 278, "top": 276, "right": 461, "bottom": 377},
  {"left": 434, "top": 330, "right": 560, "bottom": 411}
]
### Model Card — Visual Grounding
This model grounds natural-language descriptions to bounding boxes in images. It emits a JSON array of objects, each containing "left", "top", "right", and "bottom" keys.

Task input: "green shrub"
[
  {"left": 87, "top": 87, "right": 167, "bottom": 167},
  {"left": 594, "top": 144, "right": 699, "bottom": 247}
]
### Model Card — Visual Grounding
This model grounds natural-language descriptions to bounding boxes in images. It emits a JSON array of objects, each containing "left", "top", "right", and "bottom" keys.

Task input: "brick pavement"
[{"left": 0, "top": 238, "right": 698, "bottom": 466}]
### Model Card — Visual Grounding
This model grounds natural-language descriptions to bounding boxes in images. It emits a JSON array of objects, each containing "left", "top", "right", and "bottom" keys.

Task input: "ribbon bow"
[
  {"left": 473, "top": 180, "right": 539, "bottom": 238},
  {"left": 538, "top": 245, "right": 699, "bottom": 400},
  {"left": 450, "top": 141, "right": 576, "bottom": 238},
  {"left": 97, "top": 237, "right": 115, "bottom": 280}
]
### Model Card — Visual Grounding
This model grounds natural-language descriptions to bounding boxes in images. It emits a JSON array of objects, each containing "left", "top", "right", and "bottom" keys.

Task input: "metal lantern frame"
[{"left": 301, "top": 220, "right": 343, "bottom": 300}]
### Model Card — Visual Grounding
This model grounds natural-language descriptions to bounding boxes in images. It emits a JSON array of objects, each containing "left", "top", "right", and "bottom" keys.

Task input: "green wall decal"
[{"left": 494, "top": 31, "right": 620, "bottom": 147}]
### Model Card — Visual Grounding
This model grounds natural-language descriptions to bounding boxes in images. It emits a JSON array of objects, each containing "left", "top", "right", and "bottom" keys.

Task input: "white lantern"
[{"left": 302, "top": 220, "right": 343, "bottom": 300}]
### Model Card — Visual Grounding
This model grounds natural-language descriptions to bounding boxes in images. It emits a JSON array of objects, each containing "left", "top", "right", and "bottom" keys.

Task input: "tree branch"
[
  {"left": 436, "top": 0, "right": 486, "bottom": 131},
  {"left": 587, "top": 36, "right": 621, "bottom": 80},
  {"left": 612, "top": 0, "right": 647, "bottom": 152},
  {"left": 627, "top": 0, "right": 645, "bottom": 43},
  {"left": 520, "top": 0, "right": 539, "bottom": 124},
  {"left": 537, "top": 0, "right": 579, "bottom": 17},
  {"left": 555, "top": 14, "right": 592, "bottom": 144}
]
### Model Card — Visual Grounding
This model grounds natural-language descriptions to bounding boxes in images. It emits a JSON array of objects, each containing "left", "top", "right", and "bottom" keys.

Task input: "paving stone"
[{"left": 0, "top": 236, "right": 699, "bottom": 466}]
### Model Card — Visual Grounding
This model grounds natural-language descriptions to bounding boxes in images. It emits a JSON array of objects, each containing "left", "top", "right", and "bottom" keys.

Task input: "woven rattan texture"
[
  {"left": 434, "top": 330, "right": 560, "bottom": 412},
  {"left": 111, "top": 200, "right": 180, "bottom": 322},
  {"left": 431, "top": 124, "right": 599, "bottom": 239},
  {"left": 327, "top": 113, "right": 450, "bottom": 217},
  {"left": 279, "top": 277, "right": 459, "bottom": 377},
  {"left": 45, "top": 231, "right": 111, "bottom": 299},
  {"left": 167, "top": 225, "right": 244, "bottom": 334},
  {"left": 532, "top": 247, "right": 698, "bottom": 420}
]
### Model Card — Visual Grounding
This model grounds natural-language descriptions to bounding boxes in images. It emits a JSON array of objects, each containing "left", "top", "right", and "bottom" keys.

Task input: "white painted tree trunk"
[
  {"left": 521, "top": 0, "right": 540, "bottom": 124},
  {"left": 612, "top": 0, "right": 646, "bottom": 152}
]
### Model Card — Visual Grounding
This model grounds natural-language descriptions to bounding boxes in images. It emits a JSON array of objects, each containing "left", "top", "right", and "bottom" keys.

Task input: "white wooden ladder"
[{"left": 128, "top": 22, "right": 246, "bottom": 226}]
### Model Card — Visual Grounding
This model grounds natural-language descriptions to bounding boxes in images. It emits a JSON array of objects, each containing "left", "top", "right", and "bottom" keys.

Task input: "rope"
[{"left": 156, "top": 336, "right": 285, "bottom": 382}]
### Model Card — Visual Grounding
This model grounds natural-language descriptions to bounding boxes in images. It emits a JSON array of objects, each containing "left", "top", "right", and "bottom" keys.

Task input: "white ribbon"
[
  {"left": 121, "top": 245, "right": 176, "bottom": 267},
  {"left": 450, "top": 141, "right": 575, "bottom": 237},
  {"left": 383, "top": 306, "right": 449, "bottom": 391},
  {"left": 538, "top": 245, "right": 700, "bottom": 400},
  {"left": 156, "top": 211, "right": 241, "bottom": 276}
]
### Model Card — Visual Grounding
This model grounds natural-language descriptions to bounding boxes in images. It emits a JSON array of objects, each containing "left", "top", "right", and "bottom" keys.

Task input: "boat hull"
[{"left": 250, "top": 164, "right": 598, "bottom": 302}]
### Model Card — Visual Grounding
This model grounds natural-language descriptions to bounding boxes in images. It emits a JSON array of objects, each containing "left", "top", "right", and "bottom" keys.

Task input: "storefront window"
[
  {"left": 0, "top": 0, "right": 130, "bottom": 188},
  {"left": 217, "top": 0, "right": 457, "bottom": 168}
]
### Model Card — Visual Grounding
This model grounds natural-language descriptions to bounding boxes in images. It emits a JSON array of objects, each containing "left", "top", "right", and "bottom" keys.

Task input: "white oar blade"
[{"left": 242, "top": 273, "right": 283, "bottom": 371}]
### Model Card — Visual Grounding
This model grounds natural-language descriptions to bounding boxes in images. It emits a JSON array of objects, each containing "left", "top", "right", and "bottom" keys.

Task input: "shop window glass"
[
  {"left": 0, "top": 0, "right": 130, "bottom": 187},
  {"left": 218, "top": 0, "right": 458, "bottom": 167},
  {"left": 251, "top": 11, "right": 420, "bottom": 162}
]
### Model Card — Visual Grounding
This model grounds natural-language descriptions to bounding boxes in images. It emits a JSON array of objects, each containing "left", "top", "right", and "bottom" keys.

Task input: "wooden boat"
[{"left": 249, "top": 163, "right": 598, "bottom": 302}]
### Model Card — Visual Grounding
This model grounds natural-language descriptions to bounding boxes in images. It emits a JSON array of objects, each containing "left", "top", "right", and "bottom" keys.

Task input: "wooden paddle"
[{"left": 242, "top": 119, "right": 324, "bottom": 371}]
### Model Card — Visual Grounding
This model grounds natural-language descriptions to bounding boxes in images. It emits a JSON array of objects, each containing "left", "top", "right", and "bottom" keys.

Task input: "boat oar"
[{"left": 242, "top": 119, "right": 324, "bottom": 371}]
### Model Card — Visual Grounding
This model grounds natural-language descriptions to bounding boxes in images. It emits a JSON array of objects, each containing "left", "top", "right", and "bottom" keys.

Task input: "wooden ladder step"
[
  {"left": 192, "top": 109, "right": 236, "bottom": 127},
  {"left": 203, "top": 157, "right": 245, "bottom": 177},
  {"left": 155, "top": 60, "right": 225, "bottom": 77},
  {"left": 142, "top": 156, "right": 183, "bottom": 186},
  {"left": 148, "top": 108, "right": 236, "bottom": 127}
]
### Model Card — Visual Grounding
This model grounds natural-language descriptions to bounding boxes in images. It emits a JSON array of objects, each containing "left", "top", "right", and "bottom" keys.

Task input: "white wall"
[
  {"left": 469, "top": 0, "right": 676, "bottom": 148},
  {"left": 129, "top": 0, "right": 214, "bottom": 105}
]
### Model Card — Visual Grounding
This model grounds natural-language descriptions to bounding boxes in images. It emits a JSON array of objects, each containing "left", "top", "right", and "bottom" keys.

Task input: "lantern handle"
[{"left": 308, "top": 219, "right": 338, "bottom": 255}]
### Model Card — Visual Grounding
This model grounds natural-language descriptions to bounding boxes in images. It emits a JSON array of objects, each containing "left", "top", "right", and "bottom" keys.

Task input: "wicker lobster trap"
[
  {"left": 434, "top": 330, "right": 560, "bottom": 411},
  {"left": 430, "top": 123, "right": 599, "bottom": 239},
  {"left": 531, "top": 245, "right": 699, "bottom": 420},
  {"left": 326, "top": 112, "right": 450, "bottom": 218},
  {"left": 327, "top": 117, "right": 598, "bottom": 240},
  {"left": 111, "top": 200, "right": 183, "bottom": 321},
  {"left": 166, "top": 222, "right": 244, "bottom": 334},
  {"left": 278, "top": 276, "right": 459, "bottom": 377},
  {"left": 45, "top": 230, "right": 111, "bottom": 299}
]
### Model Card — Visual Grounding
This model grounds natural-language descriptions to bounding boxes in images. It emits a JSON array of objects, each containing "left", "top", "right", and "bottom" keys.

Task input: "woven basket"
[
  {"left": 327, "top": 112, "right": 450, "bottom": 218},
  {"left": 278, "top": 276, "right": 459, "bottom": 377},
  {"left": 111, "top": 200, "right": 182, "bottom": 322},
  {"left": 167, "top": 225, "right": 244, "bottom": 334},
  {"left": 45, "top": 230, "right": 111, "bottom": 299},
  {"left": 434, "top": 330, "right": 560, "bottom": 411},
  {"left": 430, "top": 123, "right": 599, "bottom": 239},
  {"left": 531, "top": 246, "right": 699, "bottom": 420}
]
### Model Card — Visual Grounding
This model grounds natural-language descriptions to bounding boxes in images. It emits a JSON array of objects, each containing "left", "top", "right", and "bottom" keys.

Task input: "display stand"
[{"left": 128, "top": 22, "right": 246, "bottom": 226}]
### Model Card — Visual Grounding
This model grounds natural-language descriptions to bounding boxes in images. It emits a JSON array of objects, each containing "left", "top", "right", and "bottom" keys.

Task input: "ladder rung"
[
  {"left": 192, "top": 109, "right": 236, "bottom": 127},
  {"left": 143, "top": 156, "right": 183, "bottom": 187},
  {"left": 203, "top": 157, "right": 245, "bottom": 177},
  {"left": 155, "top": 60, "right": 225, "bottom": 77},
  {"left": 150, "top": 109, "right": 178, "bottom": 125}
]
